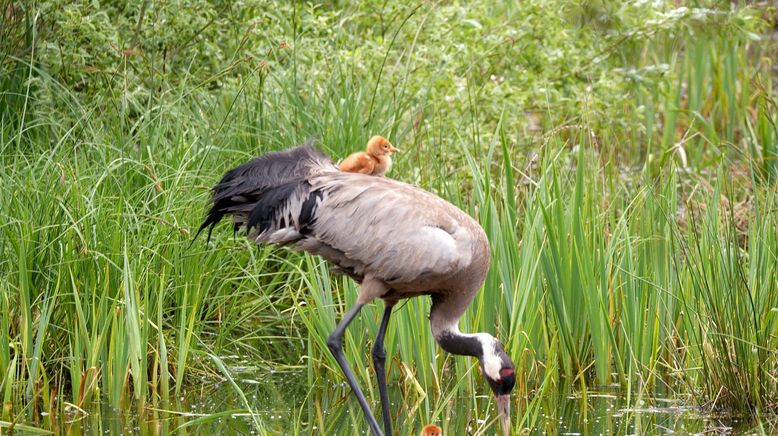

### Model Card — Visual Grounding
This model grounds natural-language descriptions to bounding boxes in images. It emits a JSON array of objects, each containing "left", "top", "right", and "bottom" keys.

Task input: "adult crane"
[{"left": 197, "top": 142, "right": 515, "bottom": 436}]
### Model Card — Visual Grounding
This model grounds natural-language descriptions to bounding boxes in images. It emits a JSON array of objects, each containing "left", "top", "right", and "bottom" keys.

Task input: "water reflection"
[
  {"left": 531, "top": 390, "right": 758, "bottom": 435},
  {"left": 7, "top": 368, "right": 770, "bottom": 435}
]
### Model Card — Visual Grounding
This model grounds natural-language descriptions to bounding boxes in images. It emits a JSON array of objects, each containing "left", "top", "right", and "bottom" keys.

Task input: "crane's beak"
[
  {"left": 388, "top": 145, "right": 399, "bottom": 153},
  {"left": 496, "top": 394, "right": 511, "bottom": 436}
]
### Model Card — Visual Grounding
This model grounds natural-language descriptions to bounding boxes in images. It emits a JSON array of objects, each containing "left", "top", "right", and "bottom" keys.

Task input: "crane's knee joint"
[
  {"left": 326, "top": 334, "right": 342, "bottom": 353},
  {"left": 371, "top": 344, "right": 386, "bottom": 362}
]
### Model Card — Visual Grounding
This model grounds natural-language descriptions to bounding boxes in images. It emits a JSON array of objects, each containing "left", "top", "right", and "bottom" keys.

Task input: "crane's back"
[
  {"left": 199, "top": 144, "right": 490, "bottom": 299},
  {"left": 304, "top": 172, "right": 490, "bottom": 296}
]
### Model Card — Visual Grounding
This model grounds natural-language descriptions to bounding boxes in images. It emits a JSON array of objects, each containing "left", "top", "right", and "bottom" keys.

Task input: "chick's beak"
[
  {"left": 496, "top": 394, "right": 511, "bottom": 436},
  {"left": 388, "top": 144, "right": 399, "bottom": 153}
]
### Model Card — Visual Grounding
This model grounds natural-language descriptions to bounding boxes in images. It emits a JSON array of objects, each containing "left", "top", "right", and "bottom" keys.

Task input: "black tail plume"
[{"left": 193, "top": 141, "right": 335, "bottom": 244}]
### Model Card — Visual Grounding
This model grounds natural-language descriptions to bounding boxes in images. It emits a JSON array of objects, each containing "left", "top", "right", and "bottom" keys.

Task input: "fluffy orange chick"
[
  {"left": 420, "top": 424, "right": 442, "bottom": 436},
  {"left": 339, "top": 135, "right": 399, "bottom": 176}
]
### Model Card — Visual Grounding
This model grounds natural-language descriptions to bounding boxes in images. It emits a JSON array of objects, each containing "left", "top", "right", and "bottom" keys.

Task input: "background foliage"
[{"left": 1, "top": 0, "right": 777, "bottom": 434}]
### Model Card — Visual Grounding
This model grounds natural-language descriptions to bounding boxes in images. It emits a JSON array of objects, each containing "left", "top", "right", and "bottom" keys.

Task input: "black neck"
[{"left": 435, "top": 330, "right": 482, "bottom": 358}]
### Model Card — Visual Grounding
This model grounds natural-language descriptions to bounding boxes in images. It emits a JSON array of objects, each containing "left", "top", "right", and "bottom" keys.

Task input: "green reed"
[{"left": 1, "top": 1, "right": 777, "bottom": 434}]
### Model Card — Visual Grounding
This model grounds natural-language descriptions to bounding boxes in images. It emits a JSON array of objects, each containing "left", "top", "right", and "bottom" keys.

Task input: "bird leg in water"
[
  {"left": 372, "top": 305, "right": 394, "bottom": 436},
  {"left": 326, "top": 303, "right": 384, "bottom": 436}
]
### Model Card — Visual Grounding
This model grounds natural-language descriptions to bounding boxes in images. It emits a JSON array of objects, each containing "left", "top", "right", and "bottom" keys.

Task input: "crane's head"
[
  {"left": 366, "top": 135, "right": 399, "bottom": 156},
  {"left": 430, "top": 313, "right": 514, "bottom": 434},
  {"left": 478, "top": 334, "right": 515, "bottom": 436}
]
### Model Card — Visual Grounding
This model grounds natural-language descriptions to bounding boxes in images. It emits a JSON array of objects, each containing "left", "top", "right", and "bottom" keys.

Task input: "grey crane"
[{"left": 196, "top": 142, "right": 516, "bottom": 436}]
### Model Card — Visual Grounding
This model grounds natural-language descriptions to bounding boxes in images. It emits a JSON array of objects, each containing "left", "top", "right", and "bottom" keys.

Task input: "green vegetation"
[{"left": 1, "top": 0, "right": 777, "bottom": 433}]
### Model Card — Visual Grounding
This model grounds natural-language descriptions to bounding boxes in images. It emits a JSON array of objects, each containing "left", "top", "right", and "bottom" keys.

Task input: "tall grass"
[{"left": 1, "top": 0, "right": 777, "bottom": 434}]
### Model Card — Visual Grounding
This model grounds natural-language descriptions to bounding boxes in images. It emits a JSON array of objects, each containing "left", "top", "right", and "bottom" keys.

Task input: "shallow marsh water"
[{"left": 7, "top": 360, "right": 772, "bottom": 435}]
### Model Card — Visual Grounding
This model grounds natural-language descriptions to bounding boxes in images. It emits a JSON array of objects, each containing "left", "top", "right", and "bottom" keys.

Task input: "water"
[
  {"left": 9, "top": 364, "right": 768, "bottom": 435},
  {"left": 529, "top": 391, "right": 755, "bottom": 435}
]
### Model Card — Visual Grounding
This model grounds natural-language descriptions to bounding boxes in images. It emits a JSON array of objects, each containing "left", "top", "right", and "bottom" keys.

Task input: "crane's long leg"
[
  {"left": 372, "top": 305, "right": 393, "bottom": 436},
  {"left": 326, "top": 303, "right": 383, "bottom": 436}
]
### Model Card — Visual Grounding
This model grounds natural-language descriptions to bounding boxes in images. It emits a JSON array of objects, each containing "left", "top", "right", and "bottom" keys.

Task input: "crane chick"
[
  {"left": 339, "top": 135, "right": 399, "bottom": 176},
  {"left": 420, "top": 424, "right": 442, "bottom": 436}
]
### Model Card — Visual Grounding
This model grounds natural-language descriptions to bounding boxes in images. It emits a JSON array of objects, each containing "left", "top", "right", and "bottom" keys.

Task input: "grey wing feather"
[{"left": 303, "top": 173, "right": 475, "bottom": 284}]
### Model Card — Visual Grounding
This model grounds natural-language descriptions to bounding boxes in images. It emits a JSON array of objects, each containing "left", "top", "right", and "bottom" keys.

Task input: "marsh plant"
[{"left": 1, "top": 0, "right": 776, "bottom": 433}]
